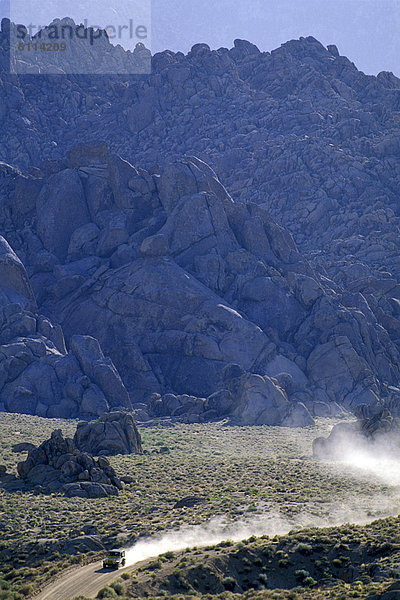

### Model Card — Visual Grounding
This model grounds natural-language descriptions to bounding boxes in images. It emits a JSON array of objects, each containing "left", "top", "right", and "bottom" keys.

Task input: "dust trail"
[
  {"left": 125, "top": 428, "right": 400, "bottom": 568},
  {"left": 125, "top": 492, "right": 400, "bottom": 567}
]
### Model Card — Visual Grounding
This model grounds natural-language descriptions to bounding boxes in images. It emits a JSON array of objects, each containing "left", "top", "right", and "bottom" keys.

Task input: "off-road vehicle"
[{"left": 103, "top": 549, "right": 126, "bottom": 569}]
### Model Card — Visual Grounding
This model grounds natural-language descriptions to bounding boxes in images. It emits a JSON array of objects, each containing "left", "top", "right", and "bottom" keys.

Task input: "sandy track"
[{"left": 36, "top": 559, "right": 145, "bottom": 600}]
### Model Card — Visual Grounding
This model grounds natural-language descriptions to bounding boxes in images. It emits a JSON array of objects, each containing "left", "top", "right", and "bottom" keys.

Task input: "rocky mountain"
[{"left": 1, "top": 18, "right": 400, "bottom": 424}]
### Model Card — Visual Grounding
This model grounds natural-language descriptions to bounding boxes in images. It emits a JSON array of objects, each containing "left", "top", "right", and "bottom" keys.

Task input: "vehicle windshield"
[{"left": 109, "top": 551, "right": 122, "bottom": 557}]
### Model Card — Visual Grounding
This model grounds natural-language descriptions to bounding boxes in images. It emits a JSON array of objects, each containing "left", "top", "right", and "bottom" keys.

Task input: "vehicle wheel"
[{"left": 122, "top": 559, "right": 126, "bottom": 566}]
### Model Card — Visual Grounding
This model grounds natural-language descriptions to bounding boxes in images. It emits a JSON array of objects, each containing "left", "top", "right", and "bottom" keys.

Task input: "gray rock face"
[
  {"left": 229, "top": 373, "right": 290, "bottom": 426},
  {"left": 36, "top": 169, "right": 90, "bottom": 261},
  {"left": 0, "top": 212, "right": 133, "bottom": 418},
  {"left": 3, "top": 18, "right": 150, "bottom": 76},
  {"left": 281, "top": 403, "right": 315, "bottom": 428},
  {"left": 28, "top": 153, "right": 393, "bottom": 419},
  {"left": 307, "top": 336, "right": 374, "bottom": 409},
  {"left": 139, "top": 234, "right": 169, "bottom": 257},
  {"left": 59, "top": 256, "right": 272, "bottom": 399},
  {"left": 224, "top": 367, "right": 314, "bottom": 427},
  {"left": 17, "top": 429, "right": 124, "bottom": 497},
  {"left": 74, "top": 411, "right": 142, "bottom": 456},
  {"left": 127, "top": 102, "right": 154, "bottom": 133}
]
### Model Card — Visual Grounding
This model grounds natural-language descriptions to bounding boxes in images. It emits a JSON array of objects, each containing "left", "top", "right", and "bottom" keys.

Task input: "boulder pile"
[{"left": 17, "top": 429, "right": 125, "bottom": 497}]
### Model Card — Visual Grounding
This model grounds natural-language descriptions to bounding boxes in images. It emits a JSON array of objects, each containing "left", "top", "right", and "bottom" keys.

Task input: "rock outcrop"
[
  {"left": 17, "top": 429, "right": 124, "bottom": 497},
  {"left": 12, "top": 442, "right": 36, "bottom": 453},
  {"left": 74, "top": 412, "right": 143, "bottom": 456},
  {"left": 3, "top": 26, "right": 400, "bottom": 281}
]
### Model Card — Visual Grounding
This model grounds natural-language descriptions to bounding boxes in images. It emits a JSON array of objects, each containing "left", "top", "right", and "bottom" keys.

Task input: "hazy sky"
[{"left": 2, "top": 0, "right": 400, "bottom": 76}]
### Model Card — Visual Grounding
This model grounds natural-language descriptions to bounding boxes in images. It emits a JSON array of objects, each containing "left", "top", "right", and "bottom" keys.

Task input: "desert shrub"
[
  {"left": 323, "top": 568, "right": 332, "bottom": 578},
  {"left": 110, "top": 581, "right": 123, "bottom": 595},
  {"left": 97, "top": 586, "right": 117, "bottom": 598},
  {"left": 303, "top": 576, "right": 317, "bottom": 587},
  {"left": 222, "top": 577, "right": 236, "bottom": 591},
  {"left": 295, "top": 569, "right": 310, "bottom": 582},
  {"left": 294, "top": 543, "right": 313, "bottom": 555},
  {"left": 258, "top": 573, "right": 268, "bottom": 586},
  {"left": 278, "top": 559, "right": 289, "bottom": 568},
  {"left": 217, "top": 540, "right": 233, "bottom": 548},
  {"left": 332, "top": 558, "right": 342, "bottom": 568},
  {"left": 20, "top": 583, "right": 33, "bottom": 596}
]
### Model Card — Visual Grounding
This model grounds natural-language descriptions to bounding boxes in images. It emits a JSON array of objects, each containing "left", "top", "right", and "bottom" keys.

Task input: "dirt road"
[{"left": 36, "top": 559, "right": 144, "bottom": 600}]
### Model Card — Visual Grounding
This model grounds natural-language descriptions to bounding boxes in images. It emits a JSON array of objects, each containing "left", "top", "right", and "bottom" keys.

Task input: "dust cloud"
[{"left": 333, "top": 435, "right": 400, "bottom": 487}]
